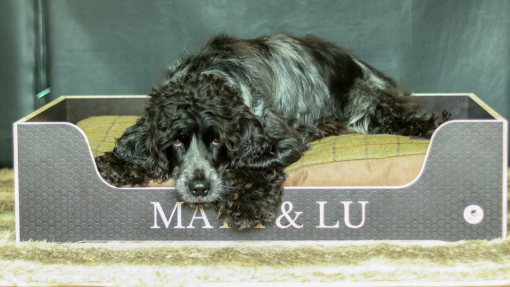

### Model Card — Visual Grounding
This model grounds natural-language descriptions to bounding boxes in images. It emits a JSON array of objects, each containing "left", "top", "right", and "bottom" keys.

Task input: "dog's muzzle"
[{"left": 173, "top": 136, "right": 222, "bottom": 204}]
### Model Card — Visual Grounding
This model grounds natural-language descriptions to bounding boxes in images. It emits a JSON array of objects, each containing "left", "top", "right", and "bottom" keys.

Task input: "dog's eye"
[
  {"left": 212, "top": 139, "right": 220, "bottom": 146},
  {"left": 173, "top": 140, "right": 182, "bottom": 147}
]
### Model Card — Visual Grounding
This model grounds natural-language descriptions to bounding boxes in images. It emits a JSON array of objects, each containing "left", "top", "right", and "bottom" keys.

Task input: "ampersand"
[{"left": 276, "top": 201, "right": 303, "bottom": 229}]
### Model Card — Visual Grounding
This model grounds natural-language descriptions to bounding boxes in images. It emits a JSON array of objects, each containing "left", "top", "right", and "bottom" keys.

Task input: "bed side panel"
[{"left": 16, "top": 121, "right": 503, "bottom": 242}]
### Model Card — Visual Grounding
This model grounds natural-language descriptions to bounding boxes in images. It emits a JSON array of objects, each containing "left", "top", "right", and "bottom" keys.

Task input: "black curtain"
[{"left": 1, "top": 0, "right": 509, "bottom": 167}]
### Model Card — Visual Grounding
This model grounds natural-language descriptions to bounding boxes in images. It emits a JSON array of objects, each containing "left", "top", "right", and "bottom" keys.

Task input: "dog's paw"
[
  {"left": 215, "top": 169, "right": 285, "bottom": 228},
  {"left": 95, "top": 152, "right": 148, "bottom": 187}
]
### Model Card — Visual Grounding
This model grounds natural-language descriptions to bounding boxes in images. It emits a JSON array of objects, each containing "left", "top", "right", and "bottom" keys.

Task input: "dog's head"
[{"left": 144, "top": 74, "right": 272, "bottom": 205}]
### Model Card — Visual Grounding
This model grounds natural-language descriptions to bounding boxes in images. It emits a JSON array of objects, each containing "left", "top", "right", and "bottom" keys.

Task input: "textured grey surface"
[{"left": 16, "top": 121, "right": 504, "bottom": 242}]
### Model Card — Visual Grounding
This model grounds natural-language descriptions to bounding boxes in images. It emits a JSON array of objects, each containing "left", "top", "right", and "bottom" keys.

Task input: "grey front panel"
[{"left": 17, "top": 121, "right": 503, "bottom": 242}]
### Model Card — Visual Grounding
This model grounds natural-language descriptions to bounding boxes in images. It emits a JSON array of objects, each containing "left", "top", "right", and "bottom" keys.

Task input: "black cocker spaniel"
[{"left": 96, "top": 33, "right": 449, "bottom": 228}]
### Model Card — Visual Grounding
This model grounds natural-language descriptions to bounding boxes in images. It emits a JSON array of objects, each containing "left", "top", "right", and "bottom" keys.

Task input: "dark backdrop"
[{"left": 1, "top": 0, "right": 509, "bottom": 167}]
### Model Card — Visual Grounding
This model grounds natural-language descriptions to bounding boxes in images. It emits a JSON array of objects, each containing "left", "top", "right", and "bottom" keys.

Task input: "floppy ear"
[
  {"left": 223, "top": 113, "right": 273, "bottom": 170},
  {"left": 96, "top": 116, "right": 165, "bottom": 186},
  {"left": 229, "top": 110, "right": 307, "bottom": 170},
  {"left": 114, "top": 117, "right": 152, "bottom": 166},
  {"left": 238, "top": 116, "right": 273, "bottom": 161}
]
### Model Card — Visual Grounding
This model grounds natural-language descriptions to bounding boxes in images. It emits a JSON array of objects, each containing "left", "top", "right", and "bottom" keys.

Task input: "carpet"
[{"left": 1, "top": 168, "right": 510, "bottom": 286}]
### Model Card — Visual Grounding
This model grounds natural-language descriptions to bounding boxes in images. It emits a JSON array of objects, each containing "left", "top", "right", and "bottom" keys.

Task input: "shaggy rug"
[{"left": 1, "top": 168, "right": 510, "bottom": 286}]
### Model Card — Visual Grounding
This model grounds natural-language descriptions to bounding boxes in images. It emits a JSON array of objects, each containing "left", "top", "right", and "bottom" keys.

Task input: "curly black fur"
[{"left": 96, "top": 33, "right": 450, "bottom": 228}]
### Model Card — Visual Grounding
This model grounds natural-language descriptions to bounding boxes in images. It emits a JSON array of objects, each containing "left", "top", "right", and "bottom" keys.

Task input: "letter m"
[{"left": 151, "top": 202, "right": 185, "bottom": 229}]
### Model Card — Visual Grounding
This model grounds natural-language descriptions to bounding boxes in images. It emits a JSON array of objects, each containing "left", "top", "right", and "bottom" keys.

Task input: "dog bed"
[
  {"left": 15, "top": 94, "right": 507, "bottom": 242},
  {"left": 77, "top": 116, "right": 429, "bottom": 187}
]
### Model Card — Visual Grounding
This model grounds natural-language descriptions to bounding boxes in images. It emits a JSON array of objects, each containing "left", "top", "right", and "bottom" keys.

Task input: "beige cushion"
[
  {"left": 78, "top": 116, "right": 428, "bottom": 186},
  {"left": 284, "top": 155, "right": 425, "bottom": 186}
]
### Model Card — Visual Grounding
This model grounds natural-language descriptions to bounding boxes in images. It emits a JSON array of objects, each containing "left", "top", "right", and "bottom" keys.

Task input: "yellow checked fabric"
[
  {"left": 77, "top": 116, "right": 140, "bottom": 158},
  {"left": 285, "top": 134, "right": 429, "bottom": 172},
  {"left": 77, "top": 116, "right": 430, "bottom": 172}
]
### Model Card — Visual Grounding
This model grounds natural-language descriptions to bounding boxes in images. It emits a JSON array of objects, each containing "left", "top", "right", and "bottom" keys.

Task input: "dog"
[{"left": 96, "top": 33, "right": 450, "bottom": 228}]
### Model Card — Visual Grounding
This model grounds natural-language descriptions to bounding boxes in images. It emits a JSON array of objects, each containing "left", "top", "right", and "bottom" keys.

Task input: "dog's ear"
[
  {"left": 143, "top": 101, "right": 180, "bottom": 183},
  {"left": 115, "top": 117, "right": 152, "bottom": 164},
  {"left": 224, "top": 113, "right": 272, "bottom": 169},
  {"left": 227, "top": 110, "right": 308, "bottom": 170},
  {"left": 95, "top": 116, "right": 154, "bottom": 186},
  {"left": 239, "top": 116, "right": 272, "bottom": 158}
]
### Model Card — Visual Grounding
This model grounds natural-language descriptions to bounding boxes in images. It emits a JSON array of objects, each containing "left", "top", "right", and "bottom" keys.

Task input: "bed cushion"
[{"left": 78, "top": 116, "right": 428, "bottom": 186}]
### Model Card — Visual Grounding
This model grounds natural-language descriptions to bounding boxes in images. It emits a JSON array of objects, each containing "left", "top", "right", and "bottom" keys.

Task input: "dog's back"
[{"left": 167, "top": 33, "right": 448, "bottom": 138}]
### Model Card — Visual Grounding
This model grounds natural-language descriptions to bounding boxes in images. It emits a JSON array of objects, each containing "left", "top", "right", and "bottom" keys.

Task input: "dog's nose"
[{"left": 188, "top": 180, "right": 211, "bottom": 197}]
